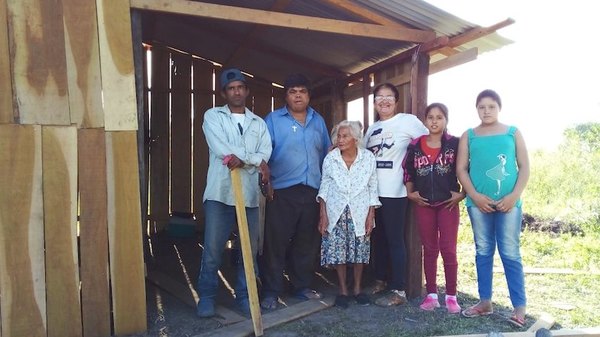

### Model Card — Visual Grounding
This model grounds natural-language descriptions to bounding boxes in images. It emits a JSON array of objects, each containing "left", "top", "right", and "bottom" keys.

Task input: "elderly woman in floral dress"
[{"left": 317, "top": 120, "right": 381, "bottom": 308}]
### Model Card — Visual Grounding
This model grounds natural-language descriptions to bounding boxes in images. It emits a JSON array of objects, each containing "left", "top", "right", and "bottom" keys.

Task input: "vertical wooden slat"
[
  {"left": 249, "top": 80, "right": 271, "bottom": 118},
  {"left": 0, "top": 125, "right": 45, "bottom": 337},
  {"left": 149, "top": 47, "right": 170, "bottom": 232},
  {"left": 406, "top": 52, "right": 429, "bottom": 299},
  {"left": 192, "top": 60, "right": 213, "bottom": 228},
  {"left": 42, "top": 126, "right": 82, "bottom": 337},
  {"left": 78, "top": 129, "right": 111, "bottom": 337},
  {"left": 6, "top": 0, "right": 69, "bottom": 125},
  {"left": 273, "top": 87, "right": 286, "bottom": 110},
  {"left": 96, "top": 0, "right": 137, "bottom": 130},
  {"left": 170, "top": 53, "right": 192, "bottom": 214},
  {"left": 63, "top": 0, "right": 103, "bottom": 128},
  {"left": 0, "top": 0, "right": 13, "bottom": 124},
  {"left": 106, "top": 131, "right": 147, "bottom": 335}
]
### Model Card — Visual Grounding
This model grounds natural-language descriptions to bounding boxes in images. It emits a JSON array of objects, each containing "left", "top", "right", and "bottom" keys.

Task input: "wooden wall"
[
  {"left": 146, "top": 46, "right": 283, "bottom": 233},
  {"left": 0, "top": 0, "right": 146, "bottom": 336}
]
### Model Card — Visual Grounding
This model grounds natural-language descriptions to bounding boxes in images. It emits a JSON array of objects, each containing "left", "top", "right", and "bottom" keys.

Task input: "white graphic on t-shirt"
[{"left": 486, "top": 154, "right": 509, "bottom": 195}]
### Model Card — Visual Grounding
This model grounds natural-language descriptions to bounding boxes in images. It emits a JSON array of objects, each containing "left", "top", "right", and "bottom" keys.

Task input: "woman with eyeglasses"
[{"left": 363, "top": 83, "right": 428, "bottom": 307}]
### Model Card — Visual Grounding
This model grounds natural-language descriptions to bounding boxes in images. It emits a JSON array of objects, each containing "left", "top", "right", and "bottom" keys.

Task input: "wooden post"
[
  {"left": 230, "top": 169, "right": 263, "bottom": 336},
  {"left": 405, "top": 51, "right": 430, "bottom": 299}
]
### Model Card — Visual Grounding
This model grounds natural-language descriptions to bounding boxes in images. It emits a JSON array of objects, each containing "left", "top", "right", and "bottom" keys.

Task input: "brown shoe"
[
  {"left": 375, "top": 290, "right": 407, "bottom": 307},
  {"left": 370, "top": 280, "right": 387, "bottom": 295}
]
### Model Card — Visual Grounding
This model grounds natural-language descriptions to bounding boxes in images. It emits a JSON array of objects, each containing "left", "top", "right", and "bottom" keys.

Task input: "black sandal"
[
  {"left": 354, "top": 293, "right": 370, "bottom": 306},
  {"left": 335, "top": 295, "right": 350, "bottom": 309}
]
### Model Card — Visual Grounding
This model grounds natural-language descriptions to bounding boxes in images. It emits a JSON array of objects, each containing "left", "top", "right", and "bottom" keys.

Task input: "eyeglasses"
[{"left": 374, "top": 95, "right": 395, "bottom": 102}]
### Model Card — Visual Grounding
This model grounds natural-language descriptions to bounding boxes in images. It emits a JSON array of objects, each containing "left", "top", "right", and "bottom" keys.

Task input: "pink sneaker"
[
  {"left": 445, "top": 297, "right": 461, "bottom": 314},
  {"left": 419, "top": 295, "right": 440, "bottom": 311}
]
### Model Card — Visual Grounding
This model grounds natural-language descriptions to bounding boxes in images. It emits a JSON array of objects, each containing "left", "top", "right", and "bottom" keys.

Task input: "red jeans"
[{"left": 415, "top": 203, "right": 459, "bottom": 295}]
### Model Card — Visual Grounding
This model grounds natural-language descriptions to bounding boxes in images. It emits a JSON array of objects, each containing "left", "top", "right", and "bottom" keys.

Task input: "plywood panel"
[
  {"left": 192, "top": 60, "right": 213, "bottom": 228},
  {"left": 0, "top": 0, "right": 13, "bottom": 124},
  {"left": 78, "top": 128, "right": 111, "bottom": 337},
  {"left": 96, "top": 0, "right": 137, "bottom": 130},
  {"left": 170, "top": 53, "right": 192, "bottom": 213},
  {"left": 7, "top": 0, "right": 69, "bottom": 125},
  {"left": 106, "top": 131, "right": 147, "bottom": 335},
  {"left": 0, "top": 125, "right": 45, "bottom": 337},
  {"left": 42, "top": 126, "right": 82, "bottom": 337},
  {"left": 149, "top": 47, "right": 170, "bottom": 232},
  {"left": 63, "top": 0, "right": 103, "bottom": 128}
]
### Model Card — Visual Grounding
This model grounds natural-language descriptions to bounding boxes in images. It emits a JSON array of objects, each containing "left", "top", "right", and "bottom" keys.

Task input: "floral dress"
[{"left": 321, "top": 205, "right": 371, "bottom": 266}]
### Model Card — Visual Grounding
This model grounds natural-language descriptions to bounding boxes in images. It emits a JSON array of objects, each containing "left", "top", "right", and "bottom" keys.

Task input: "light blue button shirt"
[
  {"left": 202, "top": 105, "right": 272, "bottom": 207},
  {"left": 265, "top": 106, "right": 331, "bottom": 190}
]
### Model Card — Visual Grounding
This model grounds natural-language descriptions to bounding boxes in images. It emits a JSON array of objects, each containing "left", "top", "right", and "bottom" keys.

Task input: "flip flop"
[
  {"left": 507, "top": 314, "right": 525, "bottom": 328},
  {"left": 260, "top": 296, "right": 278, "bottom": 310},
  {"left": 461, "top": 305, "right": 493, "bottom": 318},
  {"left": 294, "top": 288, "right": 323, "bottom": 300}
]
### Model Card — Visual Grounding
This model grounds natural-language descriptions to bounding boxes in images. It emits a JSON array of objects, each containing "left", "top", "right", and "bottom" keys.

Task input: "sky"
[{"left": 422, "top": 0, "right": 600, "bottom": 151}]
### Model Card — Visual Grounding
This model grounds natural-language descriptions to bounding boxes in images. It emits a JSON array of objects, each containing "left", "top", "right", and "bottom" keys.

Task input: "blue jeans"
[
  {"left": 467, "top": 206, "right": 526, "bottom": 308},
  {"left": 197, "top": 200, "right": 259, "bottom": 301}
]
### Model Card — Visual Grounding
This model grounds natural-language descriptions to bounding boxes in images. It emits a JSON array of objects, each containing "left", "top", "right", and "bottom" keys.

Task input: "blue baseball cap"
[{"left": 219, "top": 68, "right": 246, "bottom": 91}]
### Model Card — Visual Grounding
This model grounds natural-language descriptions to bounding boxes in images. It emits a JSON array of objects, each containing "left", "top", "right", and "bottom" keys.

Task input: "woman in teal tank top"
[{"left": 456, "top": 90, "right": 530, "bottom": 328}]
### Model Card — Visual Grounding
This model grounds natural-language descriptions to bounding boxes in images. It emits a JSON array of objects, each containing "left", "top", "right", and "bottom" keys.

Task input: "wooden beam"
[
  {"left": 130, "top": 0, "right": 435, "bottom": 42},
  {"left": 97, "top": 0, "right": 138, "bottom": 130},
  {"left": 42, "top": 126, "right": 82, "bottom": 337},
  {"left": 447, "top": 18, "right": 515, "bottom": 48},
  {"left": 78, "top": 128, "right": 111, "bottom": 337},
  {"left": 7, "top": 0, "right": 70, "bottom": 125},
  {"left": 63, "top": 0, "right": 104, "bottom": 128},
  {"left": 429, "top": 47, "right": 478, "bottom": 75},
  {"left": 0, "top": 125, "right": 45, "bottom": 337},
  {"left": 0, "top": 0, "right": 13, "bottom": 124},
  {"left": 106, "top": 131, "right": 147, "bottom": 335},
  {"left": 322, "top": 0, "right": 408, "bottom": 28}
]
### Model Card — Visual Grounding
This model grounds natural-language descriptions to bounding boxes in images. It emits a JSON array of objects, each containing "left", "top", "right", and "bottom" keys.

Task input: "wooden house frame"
[{"left": 0, "top": 1, "right": 516, "bottom": 336}]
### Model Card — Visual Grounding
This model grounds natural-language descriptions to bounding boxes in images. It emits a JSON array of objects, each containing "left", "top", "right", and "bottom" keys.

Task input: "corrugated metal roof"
[{"left": 138, "top": 0, "right": 513, "bottom": 87}]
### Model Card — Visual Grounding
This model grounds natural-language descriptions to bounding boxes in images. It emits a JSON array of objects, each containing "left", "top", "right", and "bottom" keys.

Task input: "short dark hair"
[
  {"left": 476, "top": 89, "right": 502, "bottom": 109},
  {"left": 372, "top": 83, "right": 399, "bottom": 102},
  {"left": 283, "top": 73, "right": 311, "bottom": 92},
  {"left": 425, "top": 102, "right": 449, "bottom": 120}
]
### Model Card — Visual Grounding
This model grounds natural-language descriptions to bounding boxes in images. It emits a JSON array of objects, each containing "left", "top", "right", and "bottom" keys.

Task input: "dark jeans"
[
  {"left": 260, "top": 185, "right": 320, "bottom": 298},
  {"left": 371, "top": 197, "right": 408, "bottom": 291}
]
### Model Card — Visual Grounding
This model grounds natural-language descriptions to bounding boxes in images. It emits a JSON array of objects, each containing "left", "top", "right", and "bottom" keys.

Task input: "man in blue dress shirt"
[{"left": 260, "top": 74, "right": 331, "bottom": 309}]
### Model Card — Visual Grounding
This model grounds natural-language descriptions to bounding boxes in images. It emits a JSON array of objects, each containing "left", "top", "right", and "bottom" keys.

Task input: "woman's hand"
[
  {"left": 365, "top": 207, "right": 375, "bottom": 236},
  {"left": 318, "top": 210, "right": 328, "bottom": 236},
  {"left": 471, "top": 192, "right": 496, "bottom": 213},
  {"left": 495, "top": 193, "right": 518, "bottom": 212},
  {"left": 443, "top": 191, "right": 466, "bottom": 210},
  {"left": 407, "top": 191, "right": 430, "bottom": 207}
]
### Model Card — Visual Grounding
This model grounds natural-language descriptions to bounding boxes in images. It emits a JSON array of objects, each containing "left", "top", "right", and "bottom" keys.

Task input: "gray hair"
[{"left": 331, "top": 120, "right": 363, "bottom": 146}]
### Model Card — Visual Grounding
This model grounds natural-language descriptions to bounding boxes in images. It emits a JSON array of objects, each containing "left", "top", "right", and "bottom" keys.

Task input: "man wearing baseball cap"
[{"left": 196, "top": 68, "right": 272, "bottom": 318}]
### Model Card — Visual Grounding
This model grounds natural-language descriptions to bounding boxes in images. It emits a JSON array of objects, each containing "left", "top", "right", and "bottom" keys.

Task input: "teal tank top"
[{"left": 465, "top": 126, "right": 522, "bottom": 208}]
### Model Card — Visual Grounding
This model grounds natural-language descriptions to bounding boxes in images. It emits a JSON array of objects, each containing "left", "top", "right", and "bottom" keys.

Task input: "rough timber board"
[
  {"left": 435, "top": 327, "right": 600, "bottom": 337},
  {"left": 106, "top": 131, "right": 147, "bottom": 334},
  {"left": 0, "top": 125, "right": 46, "bottom": 337},
  {"left": 0, "top": 0, "right": 13, "bottom": 123},
  {"left": 42, "top": 126, "right": 82, "bottom": 337},
  {"left": 63, "top": 0, "right": 103, "bottom": 128},
  {"left": 6, "top": 0, "right": 70, "bottom": 125},
  {"left": 78, "top": 128, "right": 111, "bottom": 337},
  {"left": 96, "top": 0, "right": 138, "bottom": 130}
]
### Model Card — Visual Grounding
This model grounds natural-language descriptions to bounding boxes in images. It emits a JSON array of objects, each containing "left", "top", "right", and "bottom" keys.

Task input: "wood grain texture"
[
  {"left": 0, "top": 0, "right": 14, "bottom": 124},
  {"left": 42, "top": 126, "right": 82, "bottom": 337},
  {"left": 96, "top": 0, "right": 137, "bottom": 130},
  {"left": 78, "top": 128, "right": 111, "bottom": 337},
  {"left": 63, "top": 0, "right": 103, "bottom": 128},
  {"left": 6, "top": 0, "right": 69, "bottom": 125},
  {"left": 149, "top": 47, "right": 170, "bottom": 232},
  {"left": 106, "top": 131, "right": 147, "bottom": 334},
  {"left": 0, "top": 125, "right": 46, "bottom": 337},
  {"left": 170, "top": 53, "right": 192, "bottom": 214}
]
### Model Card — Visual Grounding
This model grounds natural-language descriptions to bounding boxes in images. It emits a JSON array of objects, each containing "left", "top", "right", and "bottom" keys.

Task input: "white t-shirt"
[{"left": 363, "top": 113, "right": 428, "bottom": 198}]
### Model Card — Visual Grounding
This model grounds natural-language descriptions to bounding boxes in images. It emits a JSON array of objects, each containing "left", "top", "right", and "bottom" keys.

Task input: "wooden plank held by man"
[{"left": 230, "top": 168, "right": 264, "bottom": 336}]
